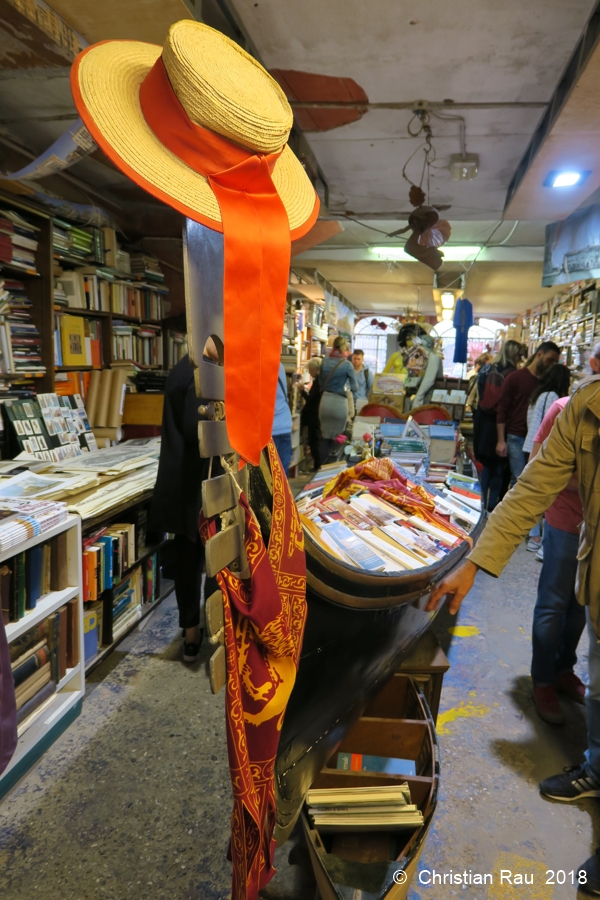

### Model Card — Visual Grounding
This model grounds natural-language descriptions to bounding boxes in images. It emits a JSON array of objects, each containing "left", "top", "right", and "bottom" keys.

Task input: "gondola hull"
[{"left": 265, "top": 466, "right": 483, "bottom": 842}]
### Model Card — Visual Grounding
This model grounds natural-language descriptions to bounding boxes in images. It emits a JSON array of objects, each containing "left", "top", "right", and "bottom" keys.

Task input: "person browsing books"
[
  {"left": 319, "top": 338, "right": 358, "bottom": 464},
  {"left": 149, "top": 335, "right": 220, "bottom": 664},
  {"left": 495, "top": 341, "right": 560, "bottom": 485}
]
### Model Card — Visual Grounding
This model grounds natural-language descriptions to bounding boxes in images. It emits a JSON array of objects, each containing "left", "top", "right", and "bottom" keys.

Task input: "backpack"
[{"left": 479, "top": 365, "right": 505, "bottom": 413}]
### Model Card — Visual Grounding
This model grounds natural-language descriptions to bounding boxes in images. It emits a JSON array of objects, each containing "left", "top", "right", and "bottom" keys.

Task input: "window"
[
  {"left": 354, "top": 317, "right": 398, "bottom": 373},
  {"left": 431, "top": 318, "right": 506, "bottom": 377}
]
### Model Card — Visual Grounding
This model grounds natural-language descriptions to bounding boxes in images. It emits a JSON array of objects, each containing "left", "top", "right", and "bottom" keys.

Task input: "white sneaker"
[
  {"left": 526, "top": 538, "right": 542, "bottom": 552},
  {"left": 536, "top": 547, "right": 544, "bottom": 561}
]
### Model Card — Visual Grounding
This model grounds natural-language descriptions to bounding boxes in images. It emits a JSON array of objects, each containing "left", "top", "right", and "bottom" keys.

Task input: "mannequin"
[{"left": 384, "top": 324, "right": 443, "bottom": 408}]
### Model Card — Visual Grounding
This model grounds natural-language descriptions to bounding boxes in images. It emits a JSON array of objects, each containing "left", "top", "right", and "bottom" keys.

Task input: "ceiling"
[
  {"left": 0, "top": 0, "right": 599, "bottom": 317},
  {"left": 228, "top": 0, "right": 599, "bottom": 316}
]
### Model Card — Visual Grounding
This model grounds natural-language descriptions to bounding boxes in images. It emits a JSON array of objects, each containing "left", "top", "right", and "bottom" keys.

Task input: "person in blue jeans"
[
  {"left": 528, "top": 396, "right": 585, "bottom": 724},
  {"left": 272, "top": 362, "right": 293, "bottom": 474},
  {"left": 496, "top": 340, "right": 561, "bottom": 485}
]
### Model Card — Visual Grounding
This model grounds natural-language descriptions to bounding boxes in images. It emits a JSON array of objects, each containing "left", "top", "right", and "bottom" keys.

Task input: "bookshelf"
[
  {"left": 80, "top": 494, "right": 173, "bottom": 676},
  {"left": 0, "top": 189, "right": 170, "bottom": 400},
  {"left": 0, "top": 514, "right": 84, "bottom": 799},
  {"left": 521, "top": 279, "right": 600, "bottom": 377}
]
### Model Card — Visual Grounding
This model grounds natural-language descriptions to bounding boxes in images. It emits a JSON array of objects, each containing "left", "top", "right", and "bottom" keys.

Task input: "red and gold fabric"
[{"left": 199, "top": 442, "right": 306, "bottom": 900}]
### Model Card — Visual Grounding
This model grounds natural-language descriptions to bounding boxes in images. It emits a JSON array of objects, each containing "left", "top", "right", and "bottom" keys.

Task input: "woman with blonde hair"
[{"left": 319, "top": 336, "right": 358, "bottom": 463}]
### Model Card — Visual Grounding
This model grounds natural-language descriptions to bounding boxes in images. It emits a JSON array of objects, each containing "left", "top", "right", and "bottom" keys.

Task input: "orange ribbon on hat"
[{"left": 140, "top": 59, "right": 291, "bottom": 466}]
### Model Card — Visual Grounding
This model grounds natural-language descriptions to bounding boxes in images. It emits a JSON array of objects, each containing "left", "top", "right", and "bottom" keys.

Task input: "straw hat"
[{"left": 71, "top": 20, "right": 318, "bottom": 237}]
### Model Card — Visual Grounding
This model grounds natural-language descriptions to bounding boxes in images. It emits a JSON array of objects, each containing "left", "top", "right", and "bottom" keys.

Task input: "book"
[
  {"left": 60, "top": 315, "right": 87, "bottom": 366},
  {"left": 14, "top": 661, "right": 51, "bottom": 710},
  {"left": 12, "top": 643, "right": 50, "bottom": 688},
  {"left": 66, "top": 597, "right": 79, "bottom": 668},
  {"left": 321, "top": 522, "right": 387, "bottom": 571},
  {"left": 16, "top": 680, "right": 56, "bottom": 727},
  {"left": 25, "top": 543, "right": 43, "bottom": 610},
  {"left": 337, "top": 752, "right": 417, "bottom": 777}
]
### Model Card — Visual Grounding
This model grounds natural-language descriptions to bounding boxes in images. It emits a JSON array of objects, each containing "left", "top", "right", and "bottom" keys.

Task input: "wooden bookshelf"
[{"left": 0, "top": 188, "right": 169, "bottom": 393}]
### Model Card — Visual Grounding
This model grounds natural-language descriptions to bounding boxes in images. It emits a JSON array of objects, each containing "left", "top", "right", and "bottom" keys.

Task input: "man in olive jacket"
[{"left": 426, "top": 359, "right": 600, "bottom": 894}]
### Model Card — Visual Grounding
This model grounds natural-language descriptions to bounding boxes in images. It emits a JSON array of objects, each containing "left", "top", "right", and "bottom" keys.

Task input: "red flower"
[
  {"left": 363, "top": 433, "right": 373, "bottom": 442},
  {"left": 334, "top": 434, "right": 347, "bottom": 444}
]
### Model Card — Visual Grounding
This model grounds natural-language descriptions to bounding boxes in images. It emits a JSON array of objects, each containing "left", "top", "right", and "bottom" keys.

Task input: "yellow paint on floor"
[
  {"left": 437, "top": 701, "right": 490, "bottom": 734},
  {"left": 448, "top": 625, "right": 481, "bottom": 637},
  {"left": 488, "top": 852, "right": 553, "bottom": 899}
]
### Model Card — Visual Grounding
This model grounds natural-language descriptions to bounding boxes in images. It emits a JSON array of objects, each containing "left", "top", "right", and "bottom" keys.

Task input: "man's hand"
[
  {"left": 496, "top": 440, "right": 508, "bottom": 457},
  {"left": 425, "top": 560, "right": 479, "bottom": 615}
]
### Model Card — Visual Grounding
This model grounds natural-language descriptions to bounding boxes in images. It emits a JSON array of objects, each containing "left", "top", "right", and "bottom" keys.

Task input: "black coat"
[{"left": 149, "top": 355, "right": 211, "bottom": 541}]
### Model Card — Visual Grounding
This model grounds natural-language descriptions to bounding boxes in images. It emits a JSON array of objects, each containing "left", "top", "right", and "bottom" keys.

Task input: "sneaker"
[
  {"left": 540, "top": 764, "right": 600, "bottom": 801},
  {"left": 533, "top": 685, "right": 564, "bottom": 725},
  {"left": 526, "top": 538, "right": 542, "bottom": 552},
  {"left": 556, "top": 671, "right": 586, "bottom": 704},
  {"left": 578, "top": 849, "right": 600, "bottom": 896},
  {"left": 182, "top": 629, "right": 203, "bottom": 664},
  {"left": 535, "top": 547, "right": 543, "bottom": 561}
]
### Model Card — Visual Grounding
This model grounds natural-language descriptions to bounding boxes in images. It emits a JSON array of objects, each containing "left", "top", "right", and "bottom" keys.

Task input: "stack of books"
[
  {"left": 0, "top": 499, "right": 68, "bottom": 553},
  {"left": 53, "top": 219, "right": 95, "bottom": 262},
  {"left": 307, "top": 785, "right": 423, "bottom": 832},
  {"left": 54, "top": 312, "right": 103, "bottom": 368},
  {"left": 10, "top": 602, "right": 79, "bottom": 729},
  {"left": 0, "top": 280, "right": 45, "bottom": 374},
  {"left": 165, "top": 328, "right": 188, "bottom": 367},
  {"left": 55, "top": 269, "right": 111, "bottom": 312},
  {"left": 0, "top": 210, "right": 40, "bottom": 274},
  {"left": 112, "top": 320, "right": 163, "bottom": 366},
  {"left": 111, "top": 566, "right": 142, "bottom": 641},
  {"left": 0, "top": 529, "right": 72, "bottom": 623},
  {"left": 82, "top": 521, "right": 137, "bottom": 602},
  {"left": 110, "top": 282, "right": 165, "bottom": 319},
  {"left": 129, "top": 253, "right": 165, "bottom": 283}
]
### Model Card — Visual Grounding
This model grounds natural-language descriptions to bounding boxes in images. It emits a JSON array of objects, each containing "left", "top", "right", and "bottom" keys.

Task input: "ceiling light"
[
  {"left": 371, "top": 246, "right": 481, "bottom": 262},
  {"left": 441, "top": 309, "right": 453, "bottom": 320},
  {"left": 441, "top": 292, "right": 455, "bottom": 309},
  {"left": 450, "top": 153, "right": 479, "bottom": 181},
  {"left": 543, "top": 170, "right": 591, "bottom": 188}
]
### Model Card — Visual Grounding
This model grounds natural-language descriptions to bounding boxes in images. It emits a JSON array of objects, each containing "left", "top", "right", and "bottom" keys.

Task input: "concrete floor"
[{"left": 0, "top": 543, "right": 598, "bottom": 900}]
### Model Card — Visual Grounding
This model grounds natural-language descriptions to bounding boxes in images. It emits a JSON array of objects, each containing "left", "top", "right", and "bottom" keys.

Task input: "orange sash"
[{"left": 140, "top": 59, "right": 291, "bottom": 465}]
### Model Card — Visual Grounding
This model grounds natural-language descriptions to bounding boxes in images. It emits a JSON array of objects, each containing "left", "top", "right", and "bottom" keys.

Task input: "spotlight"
[{"left": 544, "top": 170, "right": 590, "bottom": 188}]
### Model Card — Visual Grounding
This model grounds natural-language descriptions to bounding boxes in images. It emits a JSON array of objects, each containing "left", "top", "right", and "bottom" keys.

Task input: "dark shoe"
[
  {"left": 577, "top": 849, "right": 600, "bottom": 895},
  {"left": 557, "top": 671, "right": 586, "bottom": 705},
  {"left": 540, "top": 764, "right": 600, "bottom": 802},
  {"left": 182, "top": 629, "right": 203, "bottom": 664},
  {"left": 533, "top": 685, "right": 565, "bottom": 725}
]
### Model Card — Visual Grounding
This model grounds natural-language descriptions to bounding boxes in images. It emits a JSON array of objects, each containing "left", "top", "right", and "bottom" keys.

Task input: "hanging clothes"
[{"left": 453, "top": 297, "right": 474, "bottom": 364}]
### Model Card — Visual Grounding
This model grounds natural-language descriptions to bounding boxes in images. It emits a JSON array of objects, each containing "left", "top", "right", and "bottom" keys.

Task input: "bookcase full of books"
[
  {"left": 0, "top": 515, "right": 84, "bottom": 798},
  {"left": 0, "top": 189, "right": 176, "bottom": 400}
]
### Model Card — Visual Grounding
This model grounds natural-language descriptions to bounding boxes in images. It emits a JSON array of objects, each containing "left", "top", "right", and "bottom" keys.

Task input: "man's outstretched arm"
[{"left": 426, "top": 560, "right": 479, "bottom": 613}]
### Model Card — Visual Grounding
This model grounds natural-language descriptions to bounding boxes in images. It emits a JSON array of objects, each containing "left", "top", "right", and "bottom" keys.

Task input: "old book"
[
  {"left": 50, "top": 531, "right": 69, "bottom": 591},
  {"left": 12, "top": 643, "right": 49, "bottom": 688},
  {"left": 107, "top": 367, "right": 128, "bottom": 428},
  {"left": 9, "top": 623, "right": 44, "bottom": 664},
  {"left": 337, "top": 752, "right": 416, "bottom": 777},
  {"left": 60, "top": 314, "right": 87, "bottom": 366},
  {"left": 16, "top": 680, "right": 56, "bottom": 727},
  {"left": 86, "top": 368, "right": 101, "bottom": 426},
  {"left": 66, "top": 597, "right": 79, "bottom": 668},
  {"left": 58, "top": 605, "right": 68, "bottom": 679},
  {"left": 0, "top": 562, "right": 12, "bottom": 623},
  {"left": 94, "top": 367, "right": 113, "bottom": 428},
  {"left": 14, "top": 661, "right": 51, "bottom": 710},
  {"left": 25, "top": 543, "right": 43, "bottom": 610}
]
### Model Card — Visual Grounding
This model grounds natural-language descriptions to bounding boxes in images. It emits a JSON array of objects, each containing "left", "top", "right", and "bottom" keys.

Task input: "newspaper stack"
[
  {"left": 0, "top": 499, "right": 68, "bottom": 552},
  {"left": 67, "top": 461, "right": 158, "bottom": 519}
]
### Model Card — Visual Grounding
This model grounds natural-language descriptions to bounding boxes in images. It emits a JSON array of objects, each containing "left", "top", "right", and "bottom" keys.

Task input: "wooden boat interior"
[{"left": 302, "top": 674, "right": 438, "bottom": 900}]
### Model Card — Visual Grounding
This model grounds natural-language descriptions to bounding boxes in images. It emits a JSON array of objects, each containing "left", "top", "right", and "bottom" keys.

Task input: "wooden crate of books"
[{"left": 302, "top": 674, "right": 439, "bottom": 900}]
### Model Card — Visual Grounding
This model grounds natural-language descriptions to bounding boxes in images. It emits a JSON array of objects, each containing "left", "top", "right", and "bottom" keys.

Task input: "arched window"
[
  {"left": 354, "top": 316, "right": 399, "bottom": 373},
  {"left": 431, "top": 318, "right": 506, "bottom": 376}
]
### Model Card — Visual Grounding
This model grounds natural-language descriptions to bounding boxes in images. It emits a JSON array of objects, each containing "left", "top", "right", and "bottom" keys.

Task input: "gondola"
[{"left": 246, "top": 457, "right": 484, "bottom": 845}]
